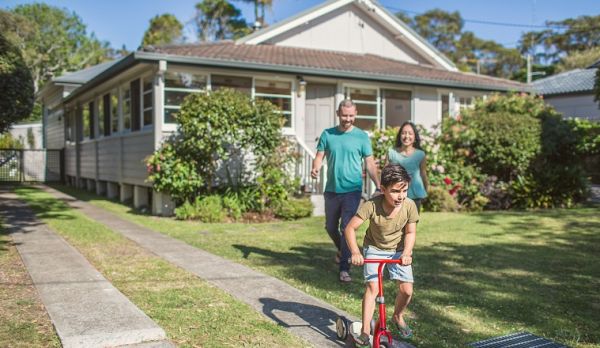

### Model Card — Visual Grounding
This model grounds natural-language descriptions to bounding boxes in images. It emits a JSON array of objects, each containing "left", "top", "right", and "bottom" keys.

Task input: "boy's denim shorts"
[{"left": 363, "top": 245, "right": 413, "bottom": 283}]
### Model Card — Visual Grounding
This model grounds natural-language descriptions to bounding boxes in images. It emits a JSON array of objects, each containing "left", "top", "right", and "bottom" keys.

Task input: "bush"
[
  {"left": 371, "top": 126, "right": 398, "bottom": 169},
  {"left": 174, "top": 195, "right": 225, "bottom": 222},
  {"left": 423, "top": 186, "right": 459, "bottom": 212},
  {"left": 222, "top": 195, "right": 243, "bottom": 221},
  {"left": 273, "top": 197, "right": 313, "bottom": 220}
]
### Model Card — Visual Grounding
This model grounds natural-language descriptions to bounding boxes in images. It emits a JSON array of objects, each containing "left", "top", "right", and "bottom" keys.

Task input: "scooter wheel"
[
  {"left": 379, "top": 342, "right": 391, "bottom": 348},
  {"left": 336, "top": 316, "right": 349, "bottom": 340}
]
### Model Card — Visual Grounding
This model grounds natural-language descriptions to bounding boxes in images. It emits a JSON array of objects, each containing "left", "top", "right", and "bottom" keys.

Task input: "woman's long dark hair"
[{"left": 395, "top": 121, "right": 422, "bottom": 150}]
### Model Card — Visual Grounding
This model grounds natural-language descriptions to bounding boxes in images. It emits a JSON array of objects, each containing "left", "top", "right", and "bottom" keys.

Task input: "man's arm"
[
  {"left": 344, "top": 216, "right": 365, "bottom": 266},
  {"left": 400, "top": 222, "right": 416, "bottom": 265},
  {"left": 311, "top": 151, "right": 325, "bottom": 179},
  {"left": 364, "top": 155, "right": 381, "bottom": 190}
]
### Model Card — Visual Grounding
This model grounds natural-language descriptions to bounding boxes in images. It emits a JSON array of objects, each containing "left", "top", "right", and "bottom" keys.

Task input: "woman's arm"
[{"left": 420, "top": 154, "right": 429, "bottom": 192}]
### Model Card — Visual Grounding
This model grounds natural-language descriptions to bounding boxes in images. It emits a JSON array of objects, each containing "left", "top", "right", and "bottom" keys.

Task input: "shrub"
[
  {"left": 371, "top": 126, "right": 398, "bottom": 169},
  {"left": 423, "top": 186, "right": 459, "bottom": 212},
  {"left": 174, "top": 195, "right": 225, "bottom": 222},
  {"left": 273, "top": 197, "right": 313, "bottom": 220},
  {"left": 174, "top": 200, "right": 196, "bottom": 220},
  {"left": 222, "top": 195, "right": 243, "bottom": 221}
]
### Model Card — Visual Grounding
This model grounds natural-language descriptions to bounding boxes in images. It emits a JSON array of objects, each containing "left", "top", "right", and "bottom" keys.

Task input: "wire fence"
[{"left": 0, "top": 149, "right": 63, "bottom": 183}]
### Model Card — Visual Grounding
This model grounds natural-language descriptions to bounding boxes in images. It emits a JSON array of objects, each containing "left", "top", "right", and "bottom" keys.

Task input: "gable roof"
[
  {"left": 237, "top": 0, "right": 457, "bottom": 71},
  {"left": 54, "top": 59, "right": 123, "bottom": 85},
  {"left": 532, "top": 68, "right": 597, "bottom": 96}
]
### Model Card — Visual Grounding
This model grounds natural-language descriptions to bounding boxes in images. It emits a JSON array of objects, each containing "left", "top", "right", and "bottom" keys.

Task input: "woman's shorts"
[{"left": 363, "top": 245, "right": 413, "bottom": 283}]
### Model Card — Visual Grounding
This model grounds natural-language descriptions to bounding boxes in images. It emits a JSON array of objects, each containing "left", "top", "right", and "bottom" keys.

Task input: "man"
[{"left": 311, "top": 99, "right": 380, "bottom": 282}]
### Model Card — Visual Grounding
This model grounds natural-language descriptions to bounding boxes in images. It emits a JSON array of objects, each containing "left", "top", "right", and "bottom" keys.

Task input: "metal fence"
[{"left": 0, "top": 149, "right": 63, "bottom": 183}]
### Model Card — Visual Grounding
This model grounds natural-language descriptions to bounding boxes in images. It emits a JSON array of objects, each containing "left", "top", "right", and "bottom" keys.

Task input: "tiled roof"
[
  {"left": 532, "top": 68, "right": 597, "bottom": 95},
  {"left": 150, "top": 42, "right": 525, "bottom": 91}
]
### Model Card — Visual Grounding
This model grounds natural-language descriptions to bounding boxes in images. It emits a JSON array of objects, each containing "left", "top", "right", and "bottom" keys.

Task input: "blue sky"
[{"left": 3, "top": 0, "right": 600, "bottom": 51}]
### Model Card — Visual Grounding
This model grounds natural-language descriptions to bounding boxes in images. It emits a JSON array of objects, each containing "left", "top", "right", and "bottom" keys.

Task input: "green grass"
[
  {"left": 14, "top": 186, "right": 307, "bottom": 348},
  {"left": 0, "top": 218, "right": 61, "bottom": 347},
  {"left": 49, "top": 185, "right": 600, "bottom": 347}
]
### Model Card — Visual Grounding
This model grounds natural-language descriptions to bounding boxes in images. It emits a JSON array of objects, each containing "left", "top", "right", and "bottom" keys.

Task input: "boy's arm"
[
  {"left": 344, "top": 216, "right": 365, "bottom": 266},
  {"left": 401, "top": 222, "right": 417, "bottom": 265}
]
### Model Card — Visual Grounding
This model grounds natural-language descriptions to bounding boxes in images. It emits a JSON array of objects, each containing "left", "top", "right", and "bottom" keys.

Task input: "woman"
[{"left": 386, "top": 121, "right": 428, "bottom": 212}]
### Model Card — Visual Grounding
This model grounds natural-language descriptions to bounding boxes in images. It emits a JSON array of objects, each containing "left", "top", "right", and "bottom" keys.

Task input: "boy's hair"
[{"left": 381, "top": 164, "right": 411, "bottom": 188}]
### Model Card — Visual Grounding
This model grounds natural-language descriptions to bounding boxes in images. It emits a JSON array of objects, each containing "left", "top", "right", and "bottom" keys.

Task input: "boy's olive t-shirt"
[{"left": 356, "top": 195, "right": 419, "bottom": 252}]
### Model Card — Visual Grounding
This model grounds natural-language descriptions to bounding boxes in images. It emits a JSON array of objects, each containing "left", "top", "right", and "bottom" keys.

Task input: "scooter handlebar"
[{"left": 348, "top": 258, "right": 405, "bottom": 265}]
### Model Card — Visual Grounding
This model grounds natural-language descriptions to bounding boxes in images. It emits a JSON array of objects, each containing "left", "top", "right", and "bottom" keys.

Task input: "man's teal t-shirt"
[{"left": 316, "top": 126, "right": 373, "bottom": 193}]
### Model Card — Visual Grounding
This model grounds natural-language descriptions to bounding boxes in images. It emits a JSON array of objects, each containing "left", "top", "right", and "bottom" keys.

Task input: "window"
[
  {"left": 441, "top": 94, "right": 450, "bottom": 120},
  {"left": 164, "top": 71, "right": 207, "bottom": 124},
  {"left": 382, "top": 89, "right": 411, "bottom": 128},
  {"left": 345, "top": 87, "right": 379, "bottom": 130},
  {"left": 122, "top": 86, "right": 131, "bottom": 131},
  {"left": 459, "top": 96, "right": 473, "bottom": 110},
  {"left": 211, "top": 74, "right": 251, "bottom": 95},
  {"left": 255, "top": 79, "right": 292, "bottom": 127},
  {"left": 110, "top": 90, "right": 119, "bottom": 134},
  {"left": 82, "top": 103, "right": 91, "bottom": 140},
  {"left": 142, "top": 77, "right": 153, "bottom": 126},
  {"left": 97, "top": 97, "right": 105, "bottom": 137},
  {"left": 66, "top": 110, "right": 75, "bottom": 142}
]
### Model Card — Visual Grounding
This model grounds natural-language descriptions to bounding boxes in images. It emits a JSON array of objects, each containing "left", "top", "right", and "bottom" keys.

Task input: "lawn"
[
  {"left": 47, "top": 185, "right": 600, "bottom": 347},
  {"left": 12, "top": 186, "right": 307, "bottom": 348}
]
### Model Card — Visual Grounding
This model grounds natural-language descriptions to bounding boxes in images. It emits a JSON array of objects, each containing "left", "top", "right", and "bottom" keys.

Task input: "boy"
[{"left": 345, "top": 164, "right": 419, "bottom": 346}]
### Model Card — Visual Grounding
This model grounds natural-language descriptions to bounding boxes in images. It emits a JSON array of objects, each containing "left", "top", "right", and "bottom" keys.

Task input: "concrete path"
[
  {"left": 0, "top": 188, "right": 174, "bottom": 348},
  {"left": 590, "top": 184, "right": 600, "bottom": 203},
  {"left": 40, "top": 185, "right": 414, "bottom": 348}
]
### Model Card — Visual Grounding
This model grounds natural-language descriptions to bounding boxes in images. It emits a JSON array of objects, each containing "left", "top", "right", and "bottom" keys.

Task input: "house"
[
  {"left": 532, "top": 61, "right": 600, "bottom": 122},
  {"left": 39, "top": 0, "right": 526, "bottom": 215}
]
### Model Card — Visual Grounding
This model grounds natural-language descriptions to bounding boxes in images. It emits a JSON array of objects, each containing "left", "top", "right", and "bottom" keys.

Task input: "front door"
[{"left": 305, "top": 84, "right": 336, "bottom": 153}]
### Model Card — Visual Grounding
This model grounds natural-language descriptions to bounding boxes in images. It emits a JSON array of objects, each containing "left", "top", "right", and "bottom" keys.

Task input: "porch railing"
[{"left": 292, "top": 137, "right": 326, "bottom": 194}]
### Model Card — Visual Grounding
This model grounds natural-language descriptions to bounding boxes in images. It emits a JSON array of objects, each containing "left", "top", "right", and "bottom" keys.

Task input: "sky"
[{"left": 3, "top": 0, "right": 600, "bottom": 51}]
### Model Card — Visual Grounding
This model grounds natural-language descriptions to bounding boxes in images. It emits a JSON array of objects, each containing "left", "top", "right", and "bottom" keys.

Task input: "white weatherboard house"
[{"left": 39, "top": 0, "right": 525, "bottom": 215}]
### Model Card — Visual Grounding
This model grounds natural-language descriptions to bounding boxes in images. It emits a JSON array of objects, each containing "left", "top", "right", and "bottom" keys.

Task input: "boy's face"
[{"left": 381, "top": 181, "right": 409, "bottom": 208}]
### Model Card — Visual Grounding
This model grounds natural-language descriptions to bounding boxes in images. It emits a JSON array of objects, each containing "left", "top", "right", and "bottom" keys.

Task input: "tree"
[
  {"left": 413, "top": 9, "right": 463, "bottom": 56},
  {"left": 519, "top": 15, "right": 600, "bottom": 64},
  {"left": 194, "top": 0, "right": 250, "bottom": 41},
  {"left": 235, "top": 0, "right": 272, "bottom": 28},
  {"left": 5, "top": 4, "right": 110, "bottom": 93},
  {"left": 555, "top": 47, "right": 600, "bottom": 72},
  {"left": 0, "top": 32, "right": 34, "bottom": 133},
  {"left": 141, "top": 14, "right": 183, "bottom": 48}
]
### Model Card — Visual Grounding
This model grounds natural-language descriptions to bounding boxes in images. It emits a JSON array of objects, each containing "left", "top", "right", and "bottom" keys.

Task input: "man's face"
[
  {"left": 382, "top": 181, "right": 409, "bottom": 208},
  {"left": 337, "top": 105, "right": 357, "bottom": 131}
]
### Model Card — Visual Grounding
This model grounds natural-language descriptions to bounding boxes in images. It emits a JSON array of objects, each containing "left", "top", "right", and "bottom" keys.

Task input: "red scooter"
[{"left": 336, "top": 259, "right": 405, "bottom": 348}]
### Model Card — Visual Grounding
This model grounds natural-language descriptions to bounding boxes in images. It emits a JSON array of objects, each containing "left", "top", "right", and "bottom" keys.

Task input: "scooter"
[{"left": 336, "top": 258, "right": 405, "bottom": 348}]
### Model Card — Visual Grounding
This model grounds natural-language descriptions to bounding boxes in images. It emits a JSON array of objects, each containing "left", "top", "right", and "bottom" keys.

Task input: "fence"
[{"left": 0, "top": 149, "right": 63, "bottom": 183}]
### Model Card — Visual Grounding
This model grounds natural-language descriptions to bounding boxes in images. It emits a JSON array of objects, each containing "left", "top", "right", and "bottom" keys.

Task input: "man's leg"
[
  {"left": 339, "top": 191, "right": 362, "bottom": 272},
  {"left": 324, "top": 192, "right": 342, "bottom": 252}
]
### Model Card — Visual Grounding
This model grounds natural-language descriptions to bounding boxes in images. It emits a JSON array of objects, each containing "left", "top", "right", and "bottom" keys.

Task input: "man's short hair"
[
  {"left": 381, "top": 164, "right": 411, "bottom": 188},
  {"left": 337, "top": 98, "right": 357, "bottom": 112}
]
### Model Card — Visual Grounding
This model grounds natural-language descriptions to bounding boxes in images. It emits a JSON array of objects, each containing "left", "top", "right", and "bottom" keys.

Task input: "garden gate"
[{"left": 0, "top": 149, "right": 63, "bottom": 183}]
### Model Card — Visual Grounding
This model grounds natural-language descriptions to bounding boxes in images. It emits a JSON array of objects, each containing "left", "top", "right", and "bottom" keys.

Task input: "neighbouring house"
[
  {"left": 8, "top": 123, "right": 43, "bottom": 149},
  {"left": 39, "top": 0, "right": 526, "bottom": 215},
  {"left": 532, "top": 60, "right": 600, "bottom": 122}
]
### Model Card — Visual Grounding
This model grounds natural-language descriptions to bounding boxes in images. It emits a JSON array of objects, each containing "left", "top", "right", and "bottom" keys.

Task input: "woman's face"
[{"left": 400, "top": 125, "right": 415, "bottom": 147}]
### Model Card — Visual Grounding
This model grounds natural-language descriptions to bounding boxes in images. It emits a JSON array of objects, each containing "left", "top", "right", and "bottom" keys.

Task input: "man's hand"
[
  {"left": 351, "top": 252, "right": 364, "bottom": 266},
  {"left": 400, "top": 254, "right": 412, "bottom": 265},
  {"left": 310, "top": 167, "right": 320, "bottom": 179}
]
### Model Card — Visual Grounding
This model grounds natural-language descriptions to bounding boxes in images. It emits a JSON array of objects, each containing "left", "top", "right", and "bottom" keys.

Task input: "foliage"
[
  {"left": 0, "top": 32, "right": 34, "bottom": 133},
  {"left": 422, "top": 186, "right": 459, "bottom": 212},
  {"left": 519, "top": 15, "right": 600, "bottom": 64},
  {"left": 236, "top": 0, "right": 272, "bottom": 28},
  {"left": 0, "top": 133, "right": 24, "bottom": 149},
  {"left": 397, "top": 9, "right": 522, "bottom": 79},
  {"left": 370, "top": 126, "right": 398, "bottom": 169},
  {"left": 194, "top": 0, "right": 250, "bottom": 41},
  {"left": 174, "top": 195, "right": 226, "bottom": 222},
  {"left": 4, "top": 4, "right": 110, "bottom": 93},
  {"left": 555, "top": 47, "right": 600, "bottom": 72},
  {"left": 273, "top": 197, "right": 313, "bottom": 220},
  {"left": 147, "top": 88, "right": 299, "bottom": 214},
  {"left": 141, "top": 14, "right": 183, "bottom": 48}
]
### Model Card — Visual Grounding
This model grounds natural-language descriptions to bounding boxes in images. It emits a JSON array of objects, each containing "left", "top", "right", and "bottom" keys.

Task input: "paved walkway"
[
  {"left": 0, "top": 188, "right": 173, "bottom": 348},
  {"left": 590, "top": 184, "right": 600, "bottom": 203},
  {"left": 4, "top": 184, "right": 415, "bottom": 348}
]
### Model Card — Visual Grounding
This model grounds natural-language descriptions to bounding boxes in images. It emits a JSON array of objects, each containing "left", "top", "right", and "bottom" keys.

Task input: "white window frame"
[
  {"left": 110, "top": 89, "right": 119, "bottom": 135},
  {"left": 253, "top": 77, "right": 294, "bottom": 132},
  {"left": 82, "top": 102, "right": 91, "bottom": 141},
  {"left": 163, "top": 70, "right": 208, "bottom": 126},
  {"left": 120, "top": 84, "right": 132, "bottom": 133},
  {"left": 344, "top": 85, "right": 381, "bottom": 131},
  {"left": 142, "top": 74, "right": 154, "bottom": 129},
  {"left": 96, "top": 95, "right": 105, "bottom": 138}
]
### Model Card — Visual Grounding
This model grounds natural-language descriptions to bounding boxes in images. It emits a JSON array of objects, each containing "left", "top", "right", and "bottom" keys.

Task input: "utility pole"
[{"left": 526, "top": 54, "right": 532, "bottom": 84}]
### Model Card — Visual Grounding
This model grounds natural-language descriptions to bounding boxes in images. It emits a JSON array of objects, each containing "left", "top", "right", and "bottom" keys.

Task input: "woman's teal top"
[{"left": 387, "top": 148, "right": 427, "bottom": 199}]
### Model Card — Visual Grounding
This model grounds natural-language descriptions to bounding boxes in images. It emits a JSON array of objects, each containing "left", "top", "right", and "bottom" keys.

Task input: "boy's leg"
[
  {"left": 324, "top": 192, "right": 342, "bottom": 252},
  {"left": 339, "top": 191, "right": 362, "bottom": 272},
  {"left": 392, "top": 281, "right": 413, "bottom": 327},
  {"left": 362, "top": 281, "right": 379, "bottom": 336}
]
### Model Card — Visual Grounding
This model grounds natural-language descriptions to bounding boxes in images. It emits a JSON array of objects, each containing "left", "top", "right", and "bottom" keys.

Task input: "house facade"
[
  {"left": 39, "top": 0, "right": 525, "bottom": 215},
  {"left": 532, "top": 61, "right": 600, "bottom": 122}
]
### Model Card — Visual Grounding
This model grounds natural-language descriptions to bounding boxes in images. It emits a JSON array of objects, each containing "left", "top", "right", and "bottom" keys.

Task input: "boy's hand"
[
  {"left": 400, "top": 254, "right": 412, "bottom": 265},
  {"left": 350, "top": 252, "right": 364, "bottom": 266}
]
